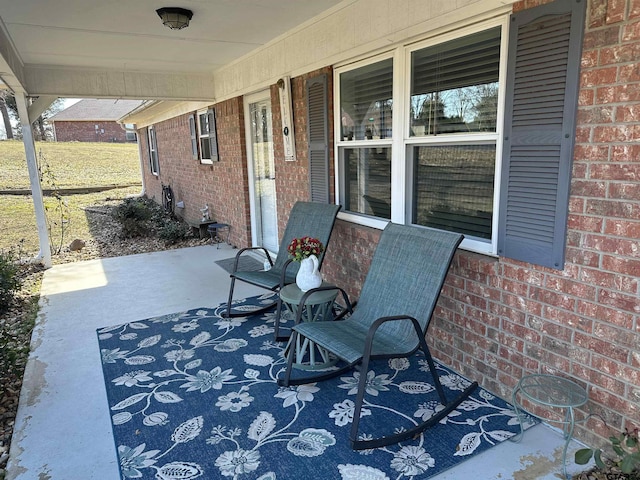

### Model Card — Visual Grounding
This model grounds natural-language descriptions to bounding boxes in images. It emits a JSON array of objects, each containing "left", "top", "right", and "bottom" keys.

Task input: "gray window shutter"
[
  {"left": 306, "top": 74, "right": 330, "bottom": 203},
  {"left": 498, "top": 0, "right": 586, "bottom": 269}
]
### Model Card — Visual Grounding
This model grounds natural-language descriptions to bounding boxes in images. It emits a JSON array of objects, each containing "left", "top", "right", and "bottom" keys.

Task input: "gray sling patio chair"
[
  {"left": 278, "top": 222, "right": 478, "bottom": 449},
  {"left": 224, "top": 201, "right": 340, "bottom": 339}
]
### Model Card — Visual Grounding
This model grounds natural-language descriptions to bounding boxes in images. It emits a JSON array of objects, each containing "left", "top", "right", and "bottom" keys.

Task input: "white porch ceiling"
[{"left": 0, "top": 0, "right": 344, "bottom": 100}]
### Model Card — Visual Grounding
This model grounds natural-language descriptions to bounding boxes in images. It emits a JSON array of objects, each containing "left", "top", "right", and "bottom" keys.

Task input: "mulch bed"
[{"left": 0, "top": 203, "right": 209, "bottom": 476}]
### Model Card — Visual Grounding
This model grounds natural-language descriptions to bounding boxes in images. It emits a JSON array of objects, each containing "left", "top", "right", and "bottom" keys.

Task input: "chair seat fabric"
[
  {"left": 233, "top": 270, "right": 296, "bottom": 290},
  {"left": 294, "top": 315, "right": 414, "bottom": 364}
]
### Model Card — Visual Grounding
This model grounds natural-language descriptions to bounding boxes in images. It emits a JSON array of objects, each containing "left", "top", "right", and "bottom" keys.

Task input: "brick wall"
[
  {"left": 214, "top": 98, "right": 251, "bottom": 248},
  {"left": 138, "top": 98, "right": 251, "bottom": 248},
  {"left": 54, "top": 120, "right": 132, "bottom": 142},
  {"left": 321, "top": 0, "right": 640, "bottom": 447},
  {"left": 140, "top": 69, "right": 335, "bottom": 250}
]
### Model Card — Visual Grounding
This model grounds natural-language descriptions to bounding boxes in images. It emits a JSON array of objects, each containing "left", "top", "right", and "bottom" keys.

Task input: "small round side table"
[
  {"left": 280, "top": 282, "right": 339, "bottom": 371},
  {"left": 511, "top": 374, "right": 588, "bottom": 480}
]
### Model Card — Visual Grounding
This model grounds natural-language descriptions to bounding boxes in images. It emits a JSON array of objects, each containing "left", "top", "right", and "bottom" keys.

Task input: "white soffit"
[{"left": 0, "top": 0, "right": 345, "bottom": 97}]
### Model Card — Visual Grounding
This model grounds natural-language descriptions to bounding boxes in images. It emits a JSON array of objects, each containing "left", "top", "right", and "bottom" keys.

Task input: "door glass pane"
[
  {"left": 249, "top": 99, "right": 278, "bottom": 251},
  {"left": 412, "top": 144, "right": 495, "bottom": 239},
  {"left": 342, "top": 147, "right": 391, "bottom": 218},
  {"left": 340, "top": 58, "right": 393, "bottom": 141},
  {"left": 410, "top": 27, "right": 500, "bottom": 136}
]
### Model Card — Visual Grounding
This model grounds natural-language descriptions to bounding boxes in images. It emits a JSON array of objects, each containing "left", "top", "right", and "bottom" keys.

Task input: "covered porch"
[
  {"left": 2, "top": 0, "right": 638, "bottom": 477},
  {"left": 6, "top": 244, "right": 587, "bottom": 479}
]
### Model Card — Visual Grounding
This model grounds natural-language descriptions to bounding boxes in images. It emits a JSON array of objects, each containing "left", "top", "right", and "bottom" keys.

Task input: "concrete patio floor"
[{"left": 6, "top": 244, "right": 589, "bottom": 479}]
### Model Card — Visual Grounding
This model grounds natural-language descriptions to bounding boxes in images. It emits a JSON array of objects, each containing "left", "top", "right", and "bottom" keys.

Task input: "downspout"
[
  {"left": 120, "top": 122, "right": 146, "bottom": 197},
  {"left": 136, "top": 135, "right": 146, "bottom": 197},
  {"left": 15, "top": 91, "right": 52, "bottom": 268},
  {"left": 119, "top": 100, "right": 156, "bottom": 198}
]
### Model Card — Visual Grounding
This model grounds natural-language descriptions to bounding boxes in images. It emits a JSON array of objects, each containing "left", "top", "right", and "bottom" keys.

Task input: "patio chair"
[
  {"left": 224, "top": 201, "right": 340, "bottom": 339},
  {"left": 278, "top": 222, "right": 478, "bottom": 449}
]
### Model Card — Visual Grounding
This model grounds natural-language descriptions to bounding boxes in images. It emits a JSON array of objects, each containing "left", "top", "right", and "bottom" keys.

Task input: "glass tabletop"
[
  {"left": 518, "top": 374, "right": 588, "bottom": 408},
  {"left": 280, "top": 282, "right": 338, "bottom": 306}
]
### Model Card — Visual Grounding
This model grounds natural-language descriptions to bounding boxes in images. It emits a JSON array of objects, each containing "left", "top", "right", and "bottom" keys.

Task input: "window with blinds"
[
  {"left": 337, "top": 57, "right": 393, "bottom": 219},
  {"left": 410, "top": 27, "right": 501, "bottom": 136},
  {"left": 340, "top": 58, "right": 393, "bottom": 141},
  {"left": 411, "top": 144, "right": 495, "bottom": 239},
  {"left": 334, "top": 0, "right": 583, "bottom": 268},
  {"left": 409, "top": 27, "right": 501, "bottom": 240}
]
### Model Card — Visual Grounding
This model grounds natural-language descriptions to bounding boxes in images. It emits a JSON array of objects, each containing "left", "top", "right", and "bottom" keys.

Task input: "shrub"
[
  {"left": 159, "top": 220, "right": 191, "bottom": 245},
  {"left": 575, "top": 428, "right": 640, "bottom": 476},
  {"left": 111, "top": 197, "right": 156, "bottom": 238},
  {"left": 0, "top": 250, "right": 22, "bottom": 313}
]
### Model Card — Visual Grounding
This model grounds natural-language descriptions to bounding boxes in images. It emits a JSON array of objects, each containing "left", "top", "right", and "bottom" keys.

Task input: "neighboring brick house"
[
  {"left": 122, "top": 0, "right": 640, "bottom": 449},
  {"left": 49, "top": 98, "right": 143, "bottom": 142}
]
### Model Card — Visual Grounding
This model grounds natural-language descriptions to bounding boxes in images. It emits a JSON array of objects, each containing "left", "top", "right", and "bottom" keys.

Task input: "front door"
[{"left": 245, "top": 92, "right": 278, "bottom": 252}]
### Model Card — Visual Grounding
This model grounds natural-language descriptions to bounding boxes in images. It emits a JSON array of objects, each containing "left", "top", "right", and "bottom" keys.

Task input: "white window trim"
[
  {"left": 196, "top": 108, "right": 214, "bottom": 165},
  {"left": 148, "top": 126, "right": 159, "bottom": 176},
  {"left": 334, "top": 51, "right": 396, "bottom": 231},
  {"left": 334, "top": 16, "right": 509, "bottom": 257}
]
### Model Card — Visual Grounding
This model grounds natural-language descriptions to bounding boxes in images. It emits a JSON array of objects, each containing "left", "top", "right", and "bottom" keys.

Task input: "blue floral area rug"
[{"left": 98, "top": 294, "right": 536, "bottom": 480}]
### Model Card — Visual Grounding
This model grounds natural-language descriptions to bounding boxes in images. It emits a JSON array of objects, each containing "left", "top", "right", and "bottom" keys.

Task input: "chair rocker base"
[
  {"left": 351, "top": 380, "right": 479, "bottom": 450},
  {"left": 277, "top": 362, "right": 355, "bottom": 387}
]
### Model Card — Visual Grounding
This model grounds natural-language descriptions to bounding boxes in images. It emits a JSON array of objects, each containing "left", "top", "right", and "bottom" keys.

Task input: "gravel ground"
[{"left": 0, "top": 201, "right": 207, "bottom": 477}]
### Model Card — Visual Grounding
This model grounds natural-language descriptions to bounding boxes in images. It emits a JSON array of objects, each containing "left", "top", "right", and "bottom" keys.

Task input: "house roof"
[{"left": 48, "top": 99, "right": 145, "bottom": 122}]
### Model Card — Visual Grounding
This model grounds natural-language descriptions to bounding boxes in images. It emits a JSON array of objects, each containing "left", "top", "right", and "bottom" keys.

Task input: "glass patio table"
[
  {"left": 511, "top": 374, "right": 588, "bottom": 480},
  {"left": 280, "top": 282, "right": 339, "bottom": 371}
]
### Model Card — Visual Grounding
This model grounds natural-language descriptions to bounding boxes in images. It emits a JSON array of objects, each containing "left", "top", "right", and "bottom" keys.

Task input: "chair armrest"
[
  {"left": 278, "top": 258, "right": 295, "bottom": 287},
  {"left": 362, "top": 315, "right": 422, "bottom": 355},
  {"left": 231, "top": 246, "right": 271, "bottom": 273}
]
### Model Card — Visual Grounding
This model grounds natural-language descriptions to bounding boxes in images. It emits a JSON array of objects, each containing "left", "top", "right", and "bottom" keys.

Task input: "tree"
[
  {"left": 0, "top": 91, "right": 14, "bottom": 139},
  {"left": 1, "top": 93, "right": 64, "bottom": 140},
  {"left": 416, "top": 93, "right": 447, "bottom": 135},
  {"left": 471, "top": 84, "right": 499, "bottom": 132}
]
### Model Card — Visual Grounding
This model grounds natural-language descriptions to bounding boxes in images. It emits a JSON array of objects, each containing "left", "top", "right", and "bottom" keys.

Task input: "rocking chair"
[
  {"left": 224, "top": 201, "right": 340, "bottom": 339},
  {"left": 278, "top": 222, "right": 478, "bottom": 449}
]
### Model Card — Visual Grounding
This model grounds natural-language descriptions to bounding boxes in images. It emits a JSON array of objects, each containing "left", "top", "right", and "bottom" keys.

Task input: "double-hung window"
[
  {"left": 196, "top": 108, "right": 219, "bottom": 163},
  {"left": 407, "top": 26, "right": 502, "bottom": 252},
  {"left": 148, "top": 126, "right": 159, "bottom": 175},
  {"left": 336, "top": 24, "right": 504, "bottom": 255}
]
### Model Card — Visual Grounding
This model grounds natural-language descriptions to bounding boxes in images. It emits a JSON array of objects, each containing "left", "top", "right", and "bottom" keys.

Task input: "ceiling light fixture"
[{"left": 156, "top": 7, "right": 193, "bottom": 30}]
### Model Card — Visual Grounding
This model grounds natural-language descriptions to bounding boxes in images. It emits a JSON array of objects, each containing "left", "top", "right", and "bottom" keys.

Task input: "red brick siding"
[
  {"left": 53, "top": 121, "right": 133, "bottom": 142},
  {"left": 138, "top": 98, "right": 251, "bottom": 248},
  {"left": 214, "top": 98, "right": 251, "bottom": 248}
]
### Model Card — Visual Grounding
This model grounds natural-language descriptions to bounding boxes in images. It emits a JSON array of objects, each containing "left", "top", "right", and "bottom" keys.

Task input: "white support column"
[{"left": 15, "top": 91, "right": 52, "bottom": 268}]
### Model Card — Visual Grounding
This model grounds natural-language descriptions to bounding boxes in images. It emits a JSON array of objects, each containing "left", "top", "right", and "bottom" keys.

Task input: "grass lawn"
[
  {"left": 0, "top": 140, "right": 141, "bottom": 190},
  {"left": 0, "top": 140, "right": 142, "bottom": 256}
]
